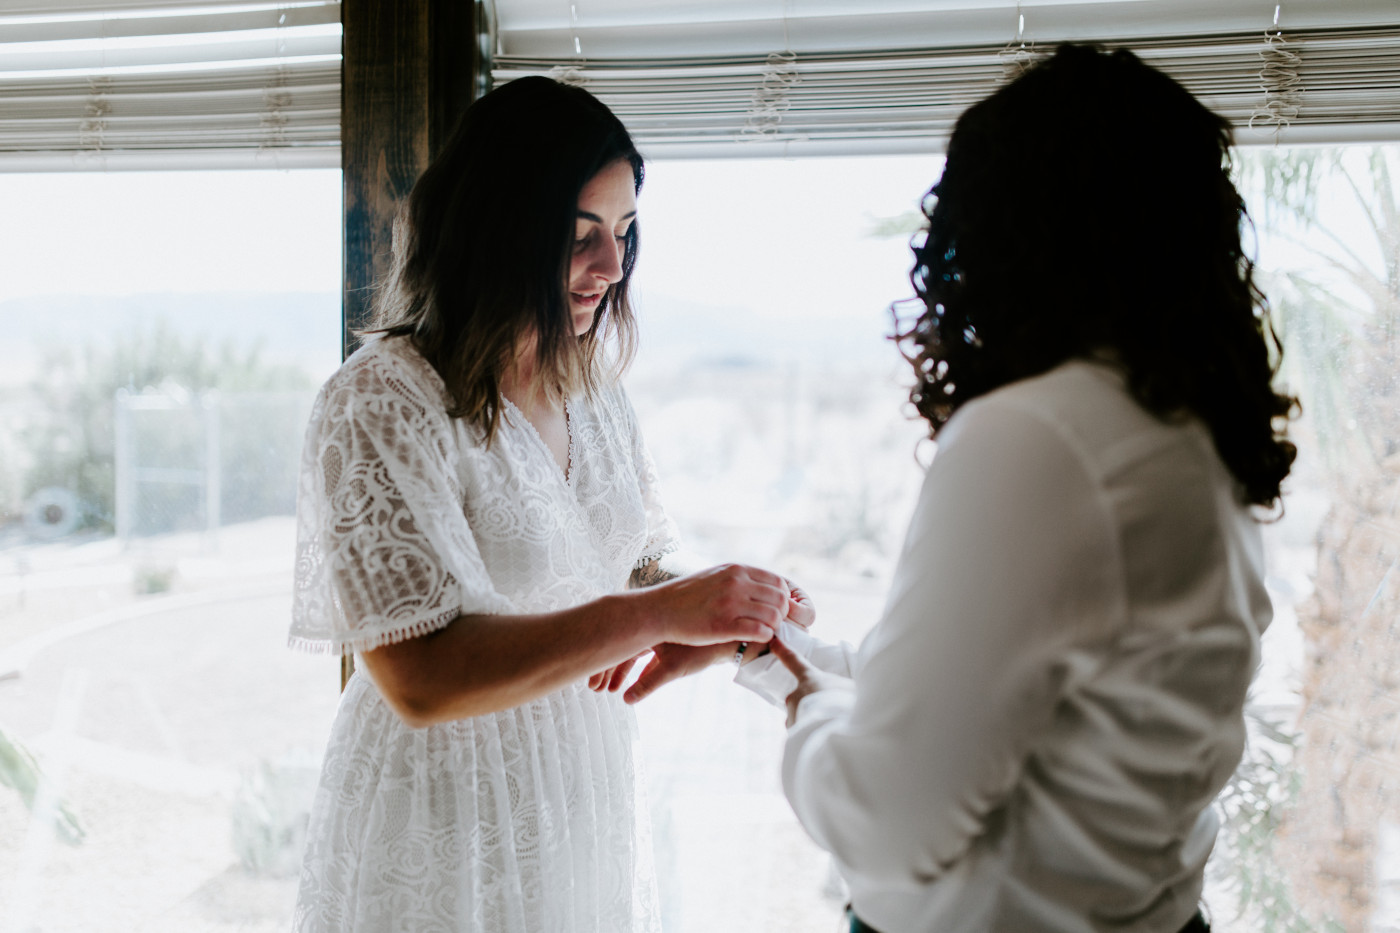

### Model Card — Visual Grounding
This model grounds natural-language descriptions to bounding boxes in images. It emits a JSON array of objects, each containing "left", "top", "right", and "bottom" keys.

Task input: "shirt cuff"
[
  {"left": 733, "top": 620, "right": 816, "bottom": 706},
  {"left": 733, "top": 622, "right": 858, "bottom": 706}
]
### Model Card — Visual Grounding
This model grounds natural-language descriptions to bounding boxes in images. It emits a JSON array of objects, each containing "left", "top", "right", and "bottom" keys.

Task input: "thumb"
[
  {"left": 768, "top": 635, "right": 814, "bottom": 677},
  {"left": 623, "top": 654, "right": 669, "bottom": 705}
]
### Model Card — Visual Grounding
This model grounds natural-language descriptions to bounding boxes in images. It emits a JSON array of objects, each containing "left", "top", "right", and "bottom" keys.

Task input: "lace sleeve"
[
  {"left": 616, "top": 387, "right": 681, "bottom": 570},
  {"left": 290, "top": 353, "right": 515, "bottom": 655}
]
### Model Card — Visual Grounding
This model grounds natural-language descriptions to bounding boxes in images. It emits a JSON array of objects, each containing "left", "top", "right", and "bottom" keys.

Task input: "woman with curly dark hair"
[{"left": 765, "top": 44, "right": 1297, "bottom": 932}]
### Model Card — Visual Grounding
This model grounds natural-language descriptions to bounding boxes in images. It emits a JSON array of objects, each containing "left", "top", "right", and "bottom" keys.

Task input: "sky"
[
  {"left": 0, "top": 169, "right": 344, "bottom": 300},
  {"left": 633, "top": 154, "right": 942, "bottom": 322}
]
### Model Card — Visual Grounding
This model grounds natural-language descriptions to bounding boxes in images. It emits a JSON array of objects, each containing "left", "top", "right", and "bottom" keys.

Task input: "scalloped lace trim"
[
  {"left": 632, "top": 540, "right": 680, "bottom": 571},
  {"left": 288, "top": 608, "right": 461, "bottom": 656}
]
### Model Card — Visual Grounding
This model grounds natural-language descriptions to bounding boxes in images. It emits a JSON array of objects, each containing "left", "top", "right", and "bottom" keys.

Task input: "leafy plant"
[
  {"left": 21, "top": 318, "right": 312, "bottom": 534},
  {"left": 1232, "top": 145, "right": 1400, "bottom": 930},
  {"left": 230, "top": 754, "right": 321, "bottom": 877},
  {"left": 1211, "top": 709, "right": 1342, "bottom": 932},
  {"left": 0, "top": 721, "right": 84, "bottom": 846}
]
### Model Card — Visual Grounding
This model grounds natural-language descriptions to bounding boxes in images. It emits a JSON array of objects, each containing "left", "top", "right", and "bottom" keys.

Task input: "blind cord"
[
  {"left": 1250, "top": 3, "right": 1304, "bottom": 139},
  {"left": 999, "top": 4, "right": 1038, "bottom": 83}
]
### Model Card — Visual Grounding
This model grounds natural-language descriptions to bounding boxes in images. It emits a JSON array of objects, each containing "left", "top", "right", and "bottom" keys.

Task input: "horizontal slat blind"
[
  {"left": 4, "top": 1, "right": 1396, "bottom": 167},
  {"left": 0, "top": 0, "right": 340, "bottom": 171},
  {"left": 494, "top": 25, "right": 1400, "bottom": 158}
]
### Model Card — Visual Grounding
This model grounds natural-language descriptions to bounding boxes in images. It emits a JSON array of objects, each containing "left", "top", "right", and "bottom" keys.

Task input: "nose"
[{"left": 590, "top": 236, "right": 624, "bottom": 285}]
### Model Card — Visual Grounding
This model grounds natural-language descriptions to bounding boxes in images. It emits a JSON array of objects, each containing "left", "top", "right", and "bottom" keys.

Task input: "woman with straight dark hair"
[
  {"left": 763, "top": 44, "right": 1298, "bottom": 932},
  {"left": 288, "top": 76, "right": 805, "bottom": 932}
]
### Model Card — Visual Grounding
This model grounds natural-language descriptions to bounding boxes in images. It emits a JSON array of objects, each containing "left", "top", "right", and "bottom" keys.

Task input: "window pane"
[
  {"left": 0, "top": 169, "right": 341, "bottom": 931},
  {"left": 629, "top": 155, "right": 938, "bottom": 931},
  {"left": 1205, "top": 144, "right": 1400, "bottom": 933},
  {"left": 3, "top": 145, "right": 1395, "bottom": 933}
]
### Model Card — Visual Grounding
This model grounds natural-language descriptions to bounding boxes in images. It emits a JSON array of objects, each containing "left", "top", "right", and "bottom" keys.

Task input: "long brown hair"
[
  {"left": 900, "top": 44, "right": 1297, "bottom": 508},
  {"left": 368, "top": 77, "right": 644, "bottom": 441}
]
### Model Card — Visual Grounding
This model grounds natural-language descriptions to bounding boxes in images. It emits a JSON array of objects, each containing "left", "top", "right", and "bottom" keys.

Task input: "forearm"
[
  {"left": 365, "top": 562, "right": 786, "bottom": 725},
  {"left": 782, "top": 691, "right": 924, "bottom": 876},
  {"left": 363, "top": 593, "right": 661, "bottom": 726}
]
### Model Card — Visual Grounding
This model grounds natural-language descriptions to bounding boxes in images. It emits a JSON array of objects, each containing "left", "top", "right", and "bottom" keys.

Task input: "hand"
[
  {"left": 638, "top": 564, "right": 787, "bottom": 647},
  {"left": 620, "top": 578, "right": 814, "bottom": 702},
  {"left": 785, "top": 580, "right": 815, "bottom": 630},
  {"left": 621, "top": 642, "right": 739, "bottom": 704},
  {"left": 589, "top": 652, "right": 645, "bottom": 693},
  {"left": 771, "top": 636, "right": 852, "bottom": 728}
]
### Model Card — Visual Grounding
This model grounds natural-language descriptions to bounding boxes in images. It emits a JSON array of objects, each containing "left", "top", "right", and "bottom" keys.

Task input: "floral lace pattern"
[{"left": 290, "top": 336, "right": 677, "bottom": 932}]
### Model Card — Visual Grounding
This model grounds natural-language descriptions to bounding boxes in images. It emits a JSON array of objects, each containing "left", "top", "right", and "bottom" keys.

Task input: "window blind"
[
  {"left": 0, "top": 0, "right": 340, "bottom": 171},
  {"left": 491, "top": 0, "right": 1400, "bottom": 158},
  {"left": 3, "top": 0, "right": 1396, "bottom": 168}
]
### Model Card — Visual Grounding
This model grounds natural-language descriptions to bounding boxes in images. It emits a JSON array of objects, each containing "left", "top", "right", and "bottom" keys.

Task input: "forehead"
[{"left": 577, "top": 159, "right": 637, "bottom": 218}]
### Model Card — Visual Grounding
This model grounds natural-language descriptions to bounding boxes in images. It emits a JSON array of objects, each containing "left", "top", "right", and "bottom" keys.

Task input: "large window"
[
  {"left": 0, "top": 169, "right": 341, "bottom": 931},
  {"left": 0, "top": 146, "right": 1396, "bottom": 933},
  {"left": 625, "top": 147, "right": 1400, "bottom": 932}
]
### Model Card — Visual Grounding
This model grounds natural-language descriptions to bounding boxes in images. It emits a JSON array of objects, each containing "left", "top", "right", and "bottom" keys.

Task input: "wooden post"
[{"left": 339, "top": 0, "right": 483, "bottom": 688}]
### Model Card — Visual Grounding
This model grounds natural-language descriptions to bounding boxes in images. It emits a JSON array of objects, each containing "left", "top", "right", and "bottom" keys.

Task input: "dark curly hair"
[{"left": 899, "top": 43, "right": 1297, "bottom": 508}]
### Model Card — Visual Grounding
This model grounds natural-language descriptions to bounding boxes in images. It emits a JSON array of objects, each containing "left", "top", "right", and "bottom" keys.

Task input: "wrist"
[{"left": 616, "top": 589, "right": 668, "bottom": 648}]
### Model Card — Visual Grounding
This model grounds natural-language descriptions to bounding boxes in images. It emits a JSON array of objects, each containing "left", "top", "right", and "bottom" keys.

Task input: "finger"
[
  {"left": 626, "top": 655, "right": 661, "bottom": 695},
  {"left": 768, "top": 635, "right": 815, "bottom": 676},
  {"left": 737, "top": 565, "right": 786, "bottom": 590},
  {"left": 589, "top": 670, "right": 607, "bottom": 691},
  {"left": 749, "top": 581, "right": 790, "bottom": 609},
  {"left": 623, "top": 656, "right": 671, "bottom": 705},
  {"left": 729, "top": 611, "right": 780, "bottom": 642},
  {"left": 786, "top": 586, "right": 815, "bottom": 629},
  {"left": 717, "top": 612, "right": 781, "bottom": 644},
  {"left": 607, "top": 656, "right": 639, "bottom": 692}
]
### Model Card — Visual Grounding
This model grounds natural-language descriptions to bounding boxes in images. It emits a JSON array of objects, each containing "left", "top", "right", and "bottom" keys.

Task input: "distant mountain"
[
  {"left": 633, "top": 292, "right": 899, "bottom": 373},
  {"left": 0, "top": 292, "right": 342, "bottom": 386},
  {"left": 0, "top": 289, "right": 900, "bottom": 388}
]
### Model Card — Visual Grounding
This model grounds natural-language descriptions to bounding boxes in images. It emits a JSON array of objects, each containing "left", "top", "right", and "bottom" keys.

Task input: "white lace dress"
[{"left": 288, "top": 335, "right": 677, "bottom": 933}]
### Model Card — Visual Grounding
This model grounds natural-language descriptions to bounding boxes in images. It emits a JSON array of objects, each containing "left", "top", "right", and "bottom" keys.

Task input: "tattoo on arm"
[{"left": 629, "top": 559, "right": 680, "bottom": 589}]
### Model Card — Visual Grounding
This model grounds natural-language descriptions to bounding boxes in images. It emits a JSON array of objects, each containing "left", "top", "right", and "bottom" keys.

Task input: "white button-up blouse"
[{"left": 744, "top": 359, "right": 1272, "bottom": 933}]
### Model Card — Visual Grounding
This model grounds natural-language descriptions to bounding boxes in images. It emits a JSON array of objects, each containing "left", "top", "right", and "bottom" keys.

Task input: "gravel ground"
[{"left": 0, "top": 518, "right": 871, "bottom": 933}]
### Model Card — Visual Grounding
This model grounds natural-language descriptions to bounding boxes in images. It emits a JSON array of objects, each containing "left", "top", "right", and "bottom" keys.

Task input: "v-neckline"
[{"left": 502, "top": 395, "right": 575, "bottom": 488}]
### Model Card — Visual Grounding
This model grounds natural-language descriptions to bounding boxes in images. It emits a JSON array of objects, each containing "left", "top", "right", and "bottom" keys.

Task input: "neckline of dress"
[{"left": 501, "top": 394, "right": 576, "bottom": 488}]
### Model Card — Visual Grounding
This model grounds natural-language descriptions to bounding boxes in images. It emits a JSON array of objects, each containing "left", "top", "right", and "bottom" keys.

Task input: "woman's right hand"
[{"left": 637, "top": 563, "right": 788, "bottom": 646}]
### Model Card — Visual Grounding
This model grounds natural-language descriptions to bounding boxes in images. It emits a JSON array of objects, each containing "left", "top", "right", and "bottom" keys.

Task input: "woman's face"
[{"left": 569, "top": 158, "right": 636, "bottom": 336}]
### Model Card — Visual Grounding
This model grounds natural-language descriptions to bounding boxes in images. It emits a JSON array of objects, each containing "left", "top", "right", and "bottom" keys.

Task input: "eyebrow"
[{"left": 577, "top": 210, "right": 637, "bottom": 223}]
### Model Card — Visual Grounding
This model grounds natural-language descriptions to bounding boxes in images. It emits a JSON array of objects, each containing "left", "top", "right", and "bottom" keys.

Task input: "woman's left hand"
[
  {"left": 619, "top": 642, "right": 736, "bottom": 703},
  {"left": 770, "top": 636, "right": 852, "bottom": 728},
  {"left": 589, "top": 653, "right": 646, "bottom": 693},
  {"left": 606, "top": 576, "right": 817, "bottom": 702}
]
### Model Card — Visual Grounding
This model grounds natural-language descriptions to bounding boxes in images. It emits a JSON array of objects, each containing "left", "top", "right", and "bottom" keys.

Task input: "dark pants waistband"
[{"left": 845, "top": 907, "right": 1211, "bottom": 933}]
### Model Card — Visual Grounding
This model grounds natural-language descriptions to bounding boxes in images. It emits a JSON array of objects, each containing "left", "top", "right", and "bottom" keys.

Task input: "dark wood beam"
[
  {"left": 341, "top": 0, "right": 481, "bottom": 359},
  {"left": 338, "top": 0, "right": 482, "bottom": 688}
]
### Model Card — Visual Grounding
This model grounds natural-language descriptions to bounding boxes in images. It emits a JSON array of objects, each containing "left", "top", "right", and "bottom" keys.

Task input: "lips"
[{"left": 571, "top": 291, "right": 603, "bottom": 307}]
